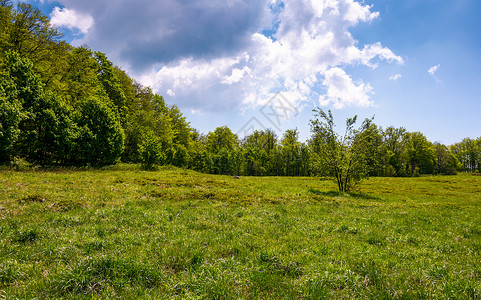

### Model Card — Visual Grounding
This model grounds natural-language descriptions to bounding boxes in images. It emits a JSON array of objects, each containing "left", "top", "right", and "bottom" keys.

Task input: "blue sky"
[{"left": 23, "top": 0, "right": 481, "bottom": 144}]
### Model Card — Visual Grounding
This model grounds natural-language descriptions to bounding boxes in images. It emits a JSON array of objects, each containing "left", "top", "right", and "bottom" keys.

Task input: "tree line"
[{"left": 1, "top": 1, "right": 480, "bottom": 178}]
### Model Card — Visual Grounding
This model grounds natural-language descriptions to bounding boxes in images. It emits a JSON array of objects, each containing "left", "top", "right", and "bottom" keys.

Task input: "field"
[{"left": 1, "top": 166, "right": 481, "bottom": 299}]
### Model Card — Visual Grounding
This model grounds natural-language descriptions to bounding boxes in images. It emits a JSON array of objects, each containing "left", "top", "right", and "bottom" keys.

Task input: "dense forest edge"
[{"left": 1, "top": 1, "right": 480, "bottom": 180}]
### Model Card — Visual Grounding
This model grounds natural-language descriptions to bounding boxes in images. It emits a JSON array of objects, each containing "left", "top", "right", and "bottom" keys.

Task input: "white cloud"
[
  {"left": 50, "top": 7, "right": 94, "bottom": 34},
  {"left": 319, "top": 67, "right": 374, "bottom": 109},
  {"left": 428, "top": 64, "right": 440, "bottom": 76},
  {"left": 389, "top": 74, "right": 402, "bottom": 81},
  {"left": 53, "top": 0, "right": 403, "bottom": 112},
  {"left": 190, "top": 109, "right": 204, "bottom": 116},
  {"left": 222, "top": 66, "right": 252, "bottom": 85}
]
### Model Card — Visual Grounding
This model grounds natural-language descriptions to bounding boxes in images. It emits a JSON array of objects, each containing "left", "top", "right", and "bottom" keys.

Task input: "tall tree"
[
  {"left": 94, "top": 51, "right": 127, "bottom": 121},
  {"left": 205, "top": 126, "right": 237, "bottom": 154},
  {"left": 451, "top": 138, "right": 479, "bottom": 172},
  {"left": 280, "top": 129, "right": 302, "bottom": 176},
  {"left": 434, "top": 142, "right": 459, "bottom": 175},
  {"left": 74, "top": 97, "right": 124, "bottom": 166},
  {"left": 0, "top": 71, "right": 23, "bottom": 164},
  {"left": 383, "top": 127, "right": 410, "bottom": 176},
  {"left": 406, "top": 132, "right": 436, "bottom": 175}
]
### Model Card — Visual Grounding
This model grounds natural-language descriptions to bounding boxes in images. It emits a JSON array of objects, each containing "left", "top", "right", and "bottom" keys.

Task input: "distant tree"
[
  {"left": 280, "top": 129, "right": 302, "bottom": 176},
  {"left": 172, "top": 144, "right": 190, "bottom": 168},
  {"left": 230, "top": 147, "right": 244, "bottom": 176},
  {"left": 434, "top": 142, "right": 459, "bottom": 175},
  {"left": 477, "top": 137, "right": 481, "bottom": 172},
  {"left": 451, "top": 138, "right": 479, "bottom": 172},
  {"left": 205, "top": 126, "right": 237, "bottom": 155},
  {"left": 310, "top": 109, "right": 375, "bottom": 192},
  {"left": 139, "top": 131, "right": 163, "bottom": 170},
  {"left": 213, "top": 147, "right": 232, "bottom": 175},
  {"left": 383, "top": 127, "right": 410, "bottom": 176},
  {"left": 168, "top": 104, "right": 192, "bottom": 149},
  {"left": 21, "top": 93, "right": 78, "bottom": 166},
  {"left": 406, "top": 132, "right": 436, "bottom": 176},
  {"left": 355, "top": 122, "right": 384, "bottom": 176}
]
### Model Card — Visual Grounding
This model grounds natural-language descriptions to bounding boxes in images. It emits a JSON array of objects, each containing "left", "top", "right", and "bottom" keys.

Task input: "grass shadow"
[{"left": 308, "top": 188, "right": 382, "bottom": 200}]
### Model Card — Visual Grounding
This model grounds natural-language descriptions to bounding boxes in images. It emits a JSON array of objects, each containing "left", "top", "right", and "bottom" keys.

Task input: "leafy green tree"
[
  {"left": 0, "top": 74, "right": 22, "bottom": 164},
  {"left": 280, "top": 129, "right": 302, "bottom": 176},
  {"left": 22, "top": 93, "right": 77, "bottom": 166},
  {"left": 451, "top": 138, "right": 479, "bottom": 172},
  {"left": 213, "top": 148, "right": 233, "bottom": 175},
  {"left": 172, "top": 144, "right": 190, "bottom": 168},
  {"left": 407, "top": 132, "right": 436, "bottom": 175},
  {"left": 139, "top": 131, "right": 164, "bottom": 170},
  {"left": 355, "top": 122, "right": 384, "bottom": 176},
  {"left": 383, "top": 127, "right": 410, "bottom": 176},
  {"left": 310, "top": 109, "right": 375, "bottom": 192},
  {"left": 168, "top": 104, "right": 192, "bottom": 149},
  {"left": 241, "top": 129, "right": 278, "bottom": 176},
  {"left": 477, "top": 137, "right": 481, "bottom": 172},
  {"left": 243, "top": 145, "right": 263, "bottom": 176},
  {"left": 0, "top": 1, "right": 14, "bottom": 54},
  {"left": 3, "top": 51, "right": 78, "bottom": 166},
  {"left": 191, "top": 150, "right": 213, "bottom": 173},
  {"left": 231, "top": 147, "right": 244, "bottom": 176},
  {"left": 56, "top": 47, "right": 103, "bottom": 106},
  {"left": 122, "top": 91, "right": 173, "bottom": 163},
  {"left": 2, "top": 2, "right": 67, "bottom": 86},
  {"left": 94, "top": 52, "right": 127, "bottom": 121},
  {"left": 205, "top": 126, "right": 237, "bottom": 154},
  {"left": 74, "top": 97, "right": 124, "bottom": 166},
  {"left": 434, "top": 142, "right": 459, "bottom": 175}
]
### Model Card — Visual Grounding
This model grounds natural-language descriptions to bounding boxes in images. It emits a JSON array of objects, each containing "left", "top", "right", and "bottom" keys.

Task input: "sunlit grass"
[{"left": 1, "top": 166, "right": 480, "bottom": 298}]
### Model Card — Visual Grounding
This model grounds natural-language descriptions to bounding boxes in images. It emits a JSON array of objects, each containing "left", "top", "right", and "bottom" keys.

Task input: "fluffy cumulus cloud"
[
  {"left": 49, "top": 7, "right": 94, "bottom": 34},
  {"left": 48, "top": 0, "right": 403, "bottom": 112},
  {"left": 319, "top": 67, "right": 373, "bottom": 109}
]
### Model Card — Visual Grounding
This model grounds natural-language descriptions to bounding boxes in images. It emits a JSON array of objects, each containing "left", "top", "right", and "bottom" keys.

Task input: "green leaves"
[
  {"left": 310, "top": 108, "right": 374, "bottom": 192},
  {"left": 0, "top": 88, "right": 22, "bottom": 163},
  {"left": 74, "top": 98, "right": 124, "bottom": 166}
]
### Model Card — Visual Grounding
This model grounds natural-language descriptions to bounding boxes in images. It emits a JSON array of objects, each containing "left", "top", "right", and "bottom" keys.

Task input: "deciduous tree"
[{"left": 310, "top": 109, "right": 375, "bottom": 192}]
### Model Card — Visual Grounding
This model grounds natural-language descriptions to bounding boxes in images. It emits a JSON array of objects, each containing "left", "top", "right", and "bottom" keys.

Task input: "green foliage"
[
  {"left": 383, "top": 126, "right": 410, "bottom": 176},
  {"left": 74, "top": 98, "right": 124, "bottom": 166},
  {"left": 0, "top": 74, "right": 22, "bottom": 164},
  {"left": 213, "top": 147, "right": 233, "bottom": 175},
  {"left": 94, "top": 51, "right": 127, "bottom": 121},
  {"left": 172, "top": 144, "right": 190, "bottom": 168},
  {"left": 206, "top": 126, "right": 237, "bottom": 154},
  {"left": 56, "top": 47, "right": 103, "bottom": 106},
  {"left": 434, "top": 142, "right": 459, "bottom": 175},
  {"left": 310, "top": 109, "right": 374, "bottom": 192},
  {"left": 1, "top": 51, "right": 76, "bottom": 166},
  {"left": 21, "top": 93, "right": 77, "bottom": 166},
  {"left": 407, "top": 132, "right": 436, "bottom": 176},
  {"left": 139, "top": 131, "right": 163, "bottom": 170},
  {"left": 451, "top": 138, "right": 480, "bottom": 172}
]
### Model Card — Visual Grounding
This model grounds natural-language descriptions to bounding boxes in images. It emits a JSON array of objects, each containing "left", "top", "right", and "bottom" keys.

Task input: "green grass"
[{"left": 1, "top": 166, "right": 481, "bottom": 298}]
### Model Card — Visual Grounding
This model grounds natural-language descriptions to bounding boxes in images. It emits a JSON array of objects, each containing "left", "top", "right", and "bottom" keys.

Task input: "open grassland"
[{"left": 1, "top": 166, "right": 481, "bottom": 299}]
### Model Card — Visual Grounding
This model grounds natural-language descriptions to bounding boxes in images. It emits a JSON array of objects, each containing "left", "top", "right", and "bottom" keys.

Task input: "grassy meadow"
[{"left": 1, "top": 166, "right": 481, "bottom": 299}]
